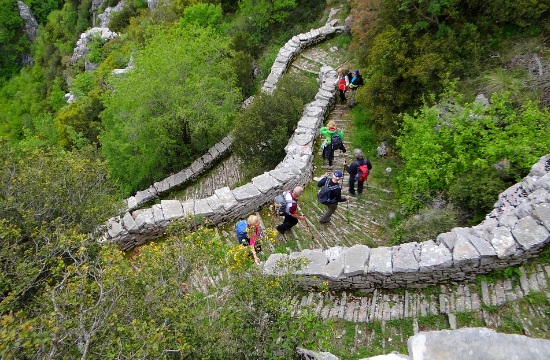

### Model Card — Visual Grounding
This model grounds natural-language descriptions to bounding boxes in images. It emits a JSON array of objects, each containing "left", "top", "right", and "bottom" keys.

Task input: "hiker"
[
  {"left": 349, "top": 69, "right": 364, "bottom": 89},
  {"left": 344, "top": 148, "right": 372, "bottom": 195},
  {"left": 337, "top": 69, "right": 349, "bottom": 103},
  {"left": 317, "top": 170, "right": 349, "bottom": 224},
  {"left": 348, "top": 69, "right": 364, "bottom": 107},
  {"left": 235, "top": 214, "right": 262, "bottom": 264},
  {"left": 320, "top": 120, "right": 346, "bottom": 166},
  {"left": 276, "top": 186, "right": 306, "bottom": 235}
]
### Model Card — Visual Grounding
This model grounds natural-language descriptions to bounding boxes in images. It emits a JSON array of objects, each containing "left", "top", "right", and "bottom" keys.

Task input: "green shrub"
[
  {"left": 448, "top": 167, "right": 508, "bottom": 223},
  {"left": 392, "top": 200, "right": 461, "bottom": 245},
  {"left": 232, "top": 83, "right": 305, "bottom": 178}
]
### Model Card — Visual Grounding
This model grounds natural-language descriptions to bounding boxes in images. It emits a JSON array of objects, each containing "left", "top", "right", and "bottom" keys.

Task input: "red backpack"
[
  {"left": 357, "top": 161, "right": 369, "bottom": 181},
  {"left": 338, "top": 78, "right": 347, "bottom": 91}
]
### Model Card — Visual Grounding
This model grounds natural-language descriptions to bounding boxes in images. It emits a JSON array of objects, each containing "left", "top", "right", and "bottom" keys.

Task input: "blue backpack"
[{"left": 235, "top": 220, "right": 248, "bottom": 245}]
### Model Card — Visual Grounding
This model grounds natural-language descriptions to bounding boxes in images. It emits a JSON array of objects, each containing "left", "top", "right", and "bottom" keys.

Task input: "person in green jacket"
[{"left": 320, "top": 120, "right": 346, "bottom": 166}]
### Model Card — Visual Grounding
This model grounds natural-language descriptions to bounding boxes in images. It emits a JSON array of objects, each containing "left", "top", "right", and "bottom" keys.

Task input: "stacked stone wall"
[{"left": 263, "top": 155, "right": 550, "bottom": 290}]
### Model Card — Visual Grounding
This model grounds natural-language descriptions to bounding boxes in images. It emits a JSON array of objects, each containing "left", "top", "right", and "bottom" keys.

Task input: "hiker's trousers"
[{"left": 319, "top": 203, "right": 338, "bottom": 223}]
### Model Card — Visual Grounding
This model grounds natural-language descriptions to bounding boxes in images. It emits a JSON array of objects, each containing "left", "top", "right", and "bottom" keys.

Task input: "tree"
[
  {"left": 232, "top": 76, "right": 311, "bottom": 178},
  {"left": 0, "top": 143, "right": 119, "bottom": 316},
  {"left": 100, "top": 25, "right": 241, "bottom": 194},
  {"left": 396, "top": 91, "right": 550, "bottom": 214}
]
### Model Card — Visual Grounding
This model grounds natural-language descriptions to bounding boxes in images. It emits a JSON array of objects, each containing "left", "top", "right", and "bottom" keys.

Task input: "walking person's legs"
[
  {"left": 276, "top": 214, "right": 298, "bottom": 234},
  {"left": 319, "top": 203, "right": 338, "bottom": 223},
  {"left": 348, "top": 177, "right": 356, "bottom": 195},
  {"left": 357, "top": 180, "right": 364, "bottom": 195}
]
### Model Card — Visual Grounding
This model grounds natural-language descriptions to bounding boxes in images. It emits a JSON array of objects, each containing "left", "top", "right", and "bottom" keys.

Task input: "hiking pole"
[
  {"left": 302, "top": 215, "right": 315, "bottom": 241},
  {"left": 343, "top": 164, "right": 351, "bottom": 223}
]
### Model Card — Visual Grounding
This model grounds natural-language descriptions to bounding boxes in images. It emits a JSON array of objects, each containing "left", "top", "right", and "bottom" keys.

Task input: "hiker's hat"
[
  {"left": 353, "top": 69, "right": 358, "bottom": 74},
  {"left": 333, "top": 170, "right": 343, "bottom": 179}
]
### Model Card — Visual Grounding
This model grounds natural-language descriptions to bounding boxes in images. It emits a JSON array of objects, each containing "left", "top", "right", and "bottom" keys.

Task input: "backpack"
[
  {"left": 273, "top": 191, "right": 295, "bottom": 216},
  {"left": 235, "top": 220, "right": 249, "bottom": 245},
  {"left": 356, "top": 161, "right": 369, "bottom": 182},
  {"left": 338, "top": 78, "right": 347, "bottom": 91},
  {"left": 330, "top": 133, "right": 343, "bottom": 150},
  {"left": 355, "top": 74, "right": 364, "bottom": 86},
  {"left": 317, "top": 179, "right": 339, "bottom": 205}
]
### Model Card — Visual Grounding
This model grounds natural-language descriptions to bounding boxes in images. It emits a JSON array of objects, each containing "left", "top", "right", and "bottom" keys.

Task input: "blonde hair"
[
  {"left": 327, "top": 120, "right": 336, "bottom": 129},
  {"left": 247, "top": 214, "right": 259, "bottom": 227}
]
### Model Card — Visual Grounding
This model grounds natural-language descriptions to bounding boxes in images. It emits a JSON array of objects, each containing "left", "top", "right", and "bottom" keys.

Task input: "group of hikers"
[
  {"left": 337, "top": 68, "right": 364, "bottom": 106},
  {"left": 235, "top": 68, "right": 369, "bottom": 264}
]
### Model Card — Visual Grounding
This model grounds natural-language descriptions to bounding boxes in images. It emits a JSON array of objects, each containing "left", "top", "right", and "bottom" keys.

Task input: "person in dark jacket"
[
  {"left": 348, "top": 69, "right": 364, "bottom": 107},
  {"left": 317, "top": 170, "right": 349, "bottom": 224},
  {"left": 344, "top": 149, "right": 372, "bottom": 195}
]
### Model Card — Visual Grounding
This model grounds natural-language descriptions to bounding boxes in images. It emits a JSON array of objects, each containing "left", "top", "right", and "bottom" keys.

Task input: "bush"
[
  {"left": 393, "top": 200, "right": 461, "bottom": 245},
  {"left": 448, "top": 167, "right": 508, "bottom": 223},
  {"left": 232, "top": 75, "right": 316, "bottom": 178}
]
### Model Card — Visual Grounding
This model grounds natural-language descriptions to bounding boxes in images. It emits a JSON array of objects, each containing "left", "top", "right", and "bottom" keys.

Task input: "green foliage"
[
  {"left": 100, "top": 25, "right": 241, "bottom": 194},
  {"left": 448, "top": 167, "right": 507, "bottom": 222},
  {"left": 0, "top": 142, "right": 119, "bottom": 315},
  {"left": 396, "top": 90, "right": 550, "bottom": 214},
  {"left": 0, "top": 0, "right": 28, "bottom": 81},
  {"left": 351, "top": 0, "right": 549, "bottom": 137},
  {"left": 86, "top": 34, "right": 105, "bottom": 64},
  {"left": 230, "top": 50, "right": 256, "bottom": 98},
  {"left": 25, "top": 0, "right": 65, "bottom": 24},
  {"left": 232, "top": 76, "right": 312, "bottom": 178},
  {"left": 0, "top": 66, "right": 51, "bottom": 142},
  {"left": 179, "top": 3, "right": 223, "bottom": 28},
  {"left": 391, "top": 199, "right": 460, "bottom": 245}
]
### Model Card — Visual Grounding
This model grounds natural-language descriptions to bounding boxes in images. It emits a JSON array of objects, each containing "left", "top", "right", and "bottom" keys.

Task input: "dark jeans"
[
  {"left": 348, "top": 177, "right": 365, "bottom": 194},
  {"left": 323, "top": 144, "right": 346, "bottom": 166},
  {"left": 339, "top": 89, "right": 347, "bottom": 102},
  {"left": 277, "top": 214, "right": 298, "bottom": 233}
]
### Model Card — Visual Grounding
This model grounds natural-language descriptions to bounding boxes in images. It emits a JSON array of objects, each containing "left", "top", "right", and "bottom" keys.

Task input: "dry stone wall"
[
  {"left": 101, "top": 66, "right": 339, "bottom": 250},
  {"left": 263, "top": 154, "right": 550, "bottom": 290}
]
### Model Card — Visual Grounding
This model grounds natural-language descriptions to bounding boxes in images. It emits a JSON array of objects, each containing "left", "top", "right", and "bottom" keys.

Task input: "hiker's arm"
[
  {"left": 249, "top": 245, "right": 260, "bottom": 264},
  {"left": 291, "top": 213, "right": 305, "bottom": 220},
  {"left": 366, "top": 158, "right": 373, "bottom": 170}
]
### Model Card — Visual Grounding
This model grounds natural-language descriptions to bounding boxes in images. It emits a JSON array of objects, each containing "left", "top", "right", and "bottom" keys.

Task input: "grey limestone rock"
[
  {"left": 263, "top": 253, "right": 290, "bottom": 275},
  {"left": 298, "top": 249, "right": 328, "bottom": 275},
  {"left": 408, "top": 327, "right": 550, "bottom": 360},
  {"left": 490, "top": 227, "right": 517, "bottom": 259},
  {"left": 419, "top": 240, "right": 452, "bottom": 271},
  {"left": 512, "top": 216, "right": 549, "bottom": 251},
  {"left": 296, "top": 347, "right": 339, "bottom": 360},
  {"left": 452, "top": 237, "right": 481, "bottom": 265},
  {"left": 323, "top": 255, "right": 344, "bottom": 280},
  {"left": 232, "top": 183, "right": 262, "bottom": 201},
  {"left": 533, "top": 202, "right": 550, "bottom": 230},
  {"left": 214, "top": 187, "right": 238, "bottom": 211},
  {"left": 367, "top": 247, "right": 393, "bottom": 275},
  {"left": 344, "top": 245, "right": 370, "bottom": 276},
  {"left": 160, "top": 200, "right": 184, "bottom": 220},
  {"left": 122, "top": 212, "right": 139, "bottom": 233},
  {"left": 252, "top": 173, "right": 281, "bottom": 194},
  {"left": 392, "top": 242, "right": 420, "bottom": 273},
  {"left": 17, "top": 1, "right": 38, "bottom": 40}
]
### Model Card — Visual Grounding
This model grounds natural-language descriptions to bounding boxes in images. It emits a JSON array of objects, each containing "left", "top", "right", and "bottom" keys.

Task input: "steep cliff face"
[
  {"left": 16, "top": 1, "right": 38, "bottom": 66},
  {"left": 17, "top": 1, "right": 38, "bottom": 41}
]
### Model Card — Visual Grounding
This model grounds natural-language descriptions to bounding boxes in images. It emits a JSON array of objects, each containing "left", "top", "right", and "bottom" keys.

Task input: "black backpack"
[
  {"left": 317, "top": 179, "right": 339, "bottom": 205},
  {"left": 330, "top": 133, "right": 343, "bottom": 150}
]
